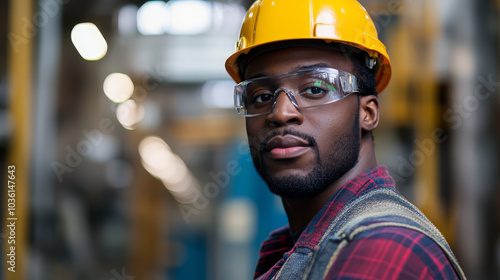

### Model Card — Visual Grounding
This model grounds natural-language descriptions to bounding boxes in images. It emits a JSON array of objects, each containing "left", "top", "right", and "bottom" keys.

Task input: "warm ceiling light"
[
  {"left": 103, "top": 73, "right": 135, "bottom": 103},
  {"left": 71, "top": 23, "right": 108, "bottom": 60},
  {"left": 116, "top": 100, "right": 145, "bottom": 130},
  {"left": 139, "top": 136, "right": 190, "bottom": 184}
]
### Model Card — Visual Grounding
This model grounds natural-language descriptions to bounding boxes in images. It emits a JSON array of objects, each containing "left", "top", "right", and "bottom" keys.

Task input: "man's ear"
[{"left": 359, "top": 95, "right": 379, "bottom": 132}]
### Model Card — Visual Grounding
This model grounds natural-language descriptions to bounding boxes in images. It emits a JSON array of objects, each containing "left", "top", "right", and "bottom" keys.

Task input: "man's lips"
[{"left": 264, "top": 135, "right": 311, "bottom": 159}]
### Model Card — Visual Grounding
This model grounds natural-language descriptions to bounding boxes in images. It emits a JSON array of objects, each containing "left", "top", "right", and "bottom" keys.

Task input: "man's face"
[{"left": 244, "top": 47, "right": 361, "bottom": 198}]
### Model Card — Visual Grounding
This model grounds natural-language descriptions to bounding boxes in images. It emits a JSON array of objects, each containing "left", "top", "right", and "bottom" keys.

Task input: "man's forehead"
[{"left": 244, "top": 46, "right": 353, "bottom": 80}]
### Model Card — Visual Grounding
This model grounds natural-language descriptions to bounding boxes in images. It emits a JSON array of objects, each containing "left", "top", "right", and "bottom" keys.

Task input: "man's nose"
[{"left": 266, "top": 90, "right": 303, "bottom": 126}]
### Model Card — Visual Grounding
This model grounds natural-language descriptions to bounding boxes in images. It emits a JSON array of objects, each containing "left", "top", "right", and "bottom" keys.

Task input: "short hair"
[{"left": 349, "top": 51, "right": 378, "bottom": 97}]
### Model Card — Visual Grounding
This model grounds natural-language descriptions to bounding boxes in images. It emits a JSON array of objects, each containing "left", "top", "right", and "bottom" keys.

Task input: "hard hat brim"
[{"left": 225, "top": 38, "right": 391, "bottom": 93}]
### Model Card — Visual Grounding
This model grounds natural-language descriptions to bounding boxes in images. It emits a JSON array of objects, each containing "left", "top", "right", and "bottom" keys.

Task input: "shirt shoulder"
[{"left": 325, "top": 226, "right": 459, "bottom": 280}]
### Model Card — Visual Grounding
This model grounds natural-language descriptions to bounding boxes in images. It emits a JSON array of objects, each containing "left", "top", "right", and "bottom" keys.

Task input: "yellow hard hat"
[{"left": 225, "top": 0, "right": 392, "bottom": 93}]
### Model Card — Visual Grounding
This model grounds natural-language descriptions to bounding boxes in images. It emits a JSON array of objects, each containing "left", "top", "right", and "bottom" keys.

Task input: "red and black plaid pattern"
[{"left": 255, "top": 166, "right": 458, "bottom": 279}]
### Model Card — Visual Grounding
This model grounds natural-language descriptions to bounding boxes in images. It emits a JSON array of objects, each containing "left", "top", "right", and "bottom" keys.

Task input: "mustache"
[{"left": 259, "top": 129, "right": 317, "bottom": 153}]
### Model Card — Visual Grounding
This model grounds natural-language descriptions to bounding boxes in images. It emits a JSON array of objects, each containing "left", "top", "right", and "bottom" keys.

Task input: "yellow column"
[
  {"left": 413, "top": 0, "right": 454, "bottom": 245},
  {"left": 4, "top": 0, "right": 33, "bottom": 279}
]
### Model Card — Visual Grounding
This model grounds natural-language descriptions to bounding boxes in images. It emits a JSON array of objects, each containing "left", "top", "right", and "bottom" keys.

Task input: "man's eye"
[
  {"left": 252, "top": 93, "right": 274, "bottom": 103},
  {"left": 304, "top": 87, "right": 327, "bottom": 95},
  {"left": 301, "top": 80, "right": 337, "bottom": 97}
]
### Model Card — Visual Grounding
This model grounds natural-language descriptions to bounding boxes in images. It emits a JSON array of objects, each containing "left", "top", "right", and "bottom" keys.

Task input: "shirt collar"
[{"left": 294, "top": 166, "right": 395, "bottom": 248}]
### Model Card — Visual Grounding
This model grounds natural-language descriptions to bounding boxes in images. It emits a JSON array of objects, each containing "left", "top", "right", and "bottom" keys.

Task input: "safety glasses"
[{"left": 234, "top": 68, "right": 359, "bottom": 117}]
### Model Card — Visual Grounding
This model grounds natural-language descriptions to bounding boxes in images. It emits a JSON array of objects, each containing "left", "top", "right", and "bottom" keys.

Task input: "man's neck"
[{"left": 282, "top": 137, "right": 377, "bottom": 233}]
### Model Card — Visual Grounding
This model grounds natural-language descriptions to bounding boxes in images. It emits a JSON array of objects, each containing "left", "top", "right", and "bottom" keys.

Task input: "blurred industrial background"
[{"left": 1, "top": 0, "right": 499, "bottom": 279}]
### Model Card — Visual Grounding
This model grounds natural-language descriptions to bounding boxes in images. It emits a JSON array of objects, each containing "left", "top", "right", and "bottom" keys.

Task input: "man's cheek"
[{"left": 247, "top": 140, "right": 260, "bottom": 160}]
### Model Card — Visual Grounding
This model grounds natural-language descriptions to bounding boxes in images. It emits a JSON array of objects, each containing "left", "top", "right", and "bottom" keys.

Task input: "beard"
[{"left": 251, "top": 111, "right": 360, "bottom": 199}]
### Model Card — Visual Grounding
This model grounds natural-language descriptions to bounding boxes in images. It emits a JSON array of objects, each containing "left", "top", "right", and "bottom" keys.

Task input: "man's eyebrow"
[
  {"left": 293, "top": 63, "right": 330, "bottom": 71},
  {"left": 246, "top": 63, "right": 331, "bottom": 80},
  {"left": 246, "top": 73, "right": 270, "bottom": 80}
]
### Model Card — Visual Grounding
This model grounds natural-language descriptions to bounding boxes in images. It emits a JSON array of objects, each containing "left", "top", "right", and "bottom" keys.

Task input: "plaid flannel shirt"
[{"left": 255, "top": 166, "right": 459, "bottom": 280}]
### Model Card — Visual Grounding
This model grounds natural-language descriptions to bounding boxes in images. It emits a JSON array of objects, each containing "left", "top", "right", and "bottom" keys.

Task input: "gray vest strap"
[{"left": 302, "top": 187, "right": 466, "bottom": 280}]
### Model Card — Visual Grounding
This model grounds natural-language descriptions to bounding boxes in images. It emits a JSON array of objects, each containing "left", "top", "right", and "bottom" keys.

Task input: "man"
[{"left": 225, "top": 0, "right": 466, "bottom": 279}]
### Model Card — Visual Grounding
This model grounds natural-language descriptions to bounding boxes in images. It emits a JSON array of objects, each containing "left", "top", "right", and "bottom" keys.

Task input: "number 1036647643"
[{"left": 7, "top": 165, "right": 16, "bottom": 217}]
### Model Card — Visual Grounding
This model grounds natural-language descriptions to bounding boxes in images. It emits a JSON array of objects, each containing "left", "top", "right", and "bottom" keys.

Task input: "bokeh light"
[
  {"left": 103, "top": 73, "right": 135, "bottom": 103},
  {"left": 164, "top": 0, "right": 212, "bottom": 35},
  {"left": 137, "top": 1, "right": 166, "bottom": 35},
  {"left": 139, "top": 136, "right": 196, "bottom": 203},
  {"left": 116, "top": 100, "right": 145, "bottom": 130},
  {"left": 70, "top": 23, "right": 108, "bottom": 60}
]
